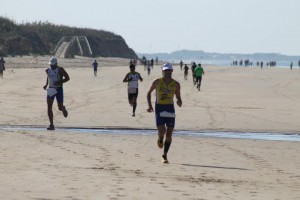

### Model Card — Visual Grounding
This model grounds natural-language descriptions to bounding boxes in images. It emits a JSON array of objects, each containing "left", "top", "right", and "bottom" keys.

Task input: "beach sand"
[{"left": 0, "top": 56, "right": 300, "bottom": 199}]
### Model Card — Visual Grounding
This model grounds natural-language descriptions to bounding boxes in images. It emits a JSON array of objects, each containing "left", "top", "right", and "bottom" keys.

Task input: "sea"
[{"left": 170, "top": 59, "right": 299, "bottom": 68}]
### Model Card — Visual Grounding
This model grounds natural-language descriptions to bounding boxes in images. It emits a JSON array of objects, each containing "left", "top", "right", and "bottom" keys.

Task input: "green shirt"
[{"left": 194, "top": 66, "right": 204, "bottom": 76}]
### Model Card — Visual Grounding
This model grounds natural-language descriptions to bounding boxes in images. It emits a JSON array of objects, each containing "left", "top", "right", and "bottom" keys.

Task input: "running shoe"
[
  {"left": 162, "top": 154, "right": 169, "bottom": 164},
  {"left": 47, "top": 124, "right": 55, "bottom": 131},
  {"left": 63, "top": 107, "right": 68, "bottom": 118},
  {"left": 157, "top": 137, "right": 163, "bottom": 148}
]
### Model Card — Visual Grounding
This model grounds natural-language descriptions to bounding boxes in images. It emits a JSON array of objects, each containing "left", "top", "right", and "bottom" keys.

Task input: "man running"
[
  {"left": 92, "top": 60, "right": 98, "bottom": 76},
  {"left": 184, "top": 64, "right": 189, "bottom": 80},
  {"left": 194, "top": 63, "right": 205, "bottom": 91},
  {"left": 123, "top": 64, "right": 143, "bottom": 117},
  {"left": 43, "top": 57, "right": 70, "bottom": 130},
  {"left": 147, "top": 63, "right": 182, "bottom": 164},
  {"left": 191, "top": 62, "right": 197, "bottom": 85}
]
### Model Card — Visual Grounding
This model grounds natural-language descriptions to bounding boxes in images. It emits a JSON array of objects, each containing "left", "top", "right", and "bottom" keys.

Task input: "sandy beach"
[{"left": 0, "top": 56, "right": 300, "bottom": 199}]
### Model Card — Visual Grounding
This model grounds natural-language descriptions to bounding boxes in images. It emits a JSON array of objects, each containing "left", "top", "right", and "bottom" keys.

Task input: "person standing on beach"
[
  {"left": 0, "top": 57, "right": 6, "bottom": 79},
  {"left": 123, "top": 64, "right": 143, "bottom": 117},
  {"left": 179, "top": 60, "right": 183, "bottom": 71},
  {"left": 151, "top": 58, "right": 154, "bottom": 69},
  {"left": 43, "top": 57, "right": 70, "bottom": 130},
  {"left": 92, "top": 60, "right": 98, "bottom": 76},
  {"left": 290, "top": 62, "right": 293, "bottom": 70},
  {"left": 147, "top": 63, "right": 182, "bottom": 164}
]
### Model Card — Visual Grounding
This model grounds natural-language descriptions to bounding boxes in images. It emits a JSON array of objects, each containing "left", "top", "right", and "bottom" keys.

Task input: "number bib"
[{"left": 47, "top": 88, "right": 57, "bottom": 97}]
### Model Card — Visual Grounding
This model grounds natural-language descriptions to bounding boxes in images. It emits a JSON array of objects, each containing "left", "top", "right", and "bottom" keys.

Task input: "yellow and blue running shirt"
[{"left": 156, "top": 78, "right": 176, "bottom": 104}]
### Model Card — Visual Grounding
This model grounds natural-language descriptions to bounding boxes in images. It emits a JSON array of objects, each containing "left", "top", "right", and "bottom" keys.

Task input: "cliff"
[{"left": 0, "top": 17, "right": 137, "bottom": 58}]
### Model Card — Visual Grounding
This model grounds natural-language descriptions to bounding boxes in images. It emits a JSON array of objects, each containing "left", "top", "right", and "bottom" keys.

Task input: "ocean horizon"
[{"left": 168, "top": 59, "right": 299, "bottom": 68}]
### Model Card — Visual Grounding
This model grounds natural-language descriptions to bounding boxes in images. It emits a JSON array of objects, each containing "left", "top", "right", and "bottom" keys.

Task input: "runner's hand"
[
  {"left": 147, "top": 106, "right": 154, "bottom": 112},
  {"left": 177, "top": 99, "right": 182, "bottom": 107}
]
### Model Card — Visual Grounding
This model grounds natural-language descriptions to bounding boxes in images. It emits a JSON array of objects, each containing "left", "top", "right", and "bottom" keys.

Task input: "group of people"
[
  {"left": 43, "top": 57, "right": 182, "bottom": 164},
  {"left": 182, "top": 61, "right": 205, "bottom": 91},
  {"left": 289, "top": 61, "right": 300, "bottom": 70},
  {"left": 193, "top": 63, "right": 205, "bottom": 91},
  {"left": 122, "top": 62, "right": 182, "bottom": 163}
]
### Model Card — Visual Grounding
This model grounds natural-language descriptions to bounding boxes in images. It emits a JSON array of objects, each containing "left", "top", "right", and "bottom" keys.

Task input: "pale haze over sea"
[{"left": 1, "top": 0, "right": 300, "bottom": 57}]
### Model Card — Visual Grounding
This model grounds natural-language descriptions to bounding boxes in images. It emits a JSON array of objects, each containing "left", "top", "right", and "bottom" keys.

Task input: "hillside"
[{"left": 0, "top": 17, "right": 137, "bottom": 58}]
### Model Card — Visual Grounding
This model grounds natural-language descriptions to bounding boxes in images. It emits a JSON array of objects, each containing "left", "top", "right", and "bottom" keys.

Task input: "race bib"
[
  {"left": 128, "top": 87, "right": 137, "bottom": 94},
  {"left": 47, "top": 88, "right": 57, "bottom": 97},
  {"left": 159, "top": 111, "right": 176, "bottom": 118}
]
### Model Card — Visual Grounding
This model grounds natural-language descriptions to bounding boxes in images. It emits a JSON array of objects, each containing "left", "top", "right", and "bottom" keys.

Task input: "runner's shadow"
[{"left": 177, "top": 163, "right": 251, "bottom": 171}]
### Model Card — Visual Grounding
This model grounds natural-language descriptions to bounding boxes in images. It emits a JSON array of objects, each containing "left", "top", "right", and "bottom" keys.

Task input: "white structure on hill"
[{"left": 53, "top": 36, "right": 93, "bottom": 58}]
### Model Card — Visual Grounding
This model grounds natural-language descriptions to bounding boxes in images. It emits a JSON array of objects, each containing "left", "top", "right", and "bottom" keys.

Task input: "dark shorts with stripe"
[
  {"left": 128, "top": 88, "right": 138, "bottom": 101},
  {"left": 155, "top": 104, "right": 175, "bottom": 128}
]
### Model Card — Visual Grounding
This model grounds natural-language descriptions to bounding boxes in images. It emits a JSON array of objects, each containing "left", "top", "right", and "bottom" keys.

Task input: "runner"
[
  {"left": 147, "top": 63, "right": 182, "bottom": 164},
  {"left": 92, "top": 60, "right": 98, "bottom": 76},
  {"left": 194, "top": 63, "right": 205, "bottom": 91},
  {"left": 191, "top": 62, "right": 197, "bottom": 85},
  {"left": 147, "top": 62, "right": 151, "bottom": 77},
  {"left": 123, "top": 64, "right": 143, "bottom": 117},
  {"left": 183, "top": 64, "right": 189, "bottom": 80},
  {"left": 43, "top": 57, "right": 70, "bottom": 130},
  {"left": 151, "top": 58, "right": 154, "bottom": 69}
]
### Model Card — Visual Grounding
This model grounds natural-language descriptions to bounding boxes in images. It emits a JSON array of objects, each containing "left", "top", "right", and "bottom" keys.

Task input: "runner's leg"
[
  {"left": 132, "top": 96, "right": 137, "bottom": 116},
  {"left": 164, "top": 127, "right": 173, "bottom": 154},
  {"left": 157, "top": 125, "right": 166, "bottom": 148},
  {"left": 58, "top": 102, "right": 68, "bottom": 117},
  {"left": 47, "top": 98, "right": 54, "bottom": 126}
]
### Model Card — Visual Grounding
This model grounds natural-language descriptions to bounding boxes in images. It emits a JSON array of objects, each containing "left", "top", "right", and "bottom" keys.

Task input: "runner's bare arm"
[
  {"left": 55, "top": 67, "right": 70, "bottom": 85},
  {"left": 123, "top": 73, "right": 129, "bottom": 82},
  {"left": 60, "top": 67, "right": 70, "bottom": 83},
  {"left": 43, "top": 77, "right": 48, "bottom": 90},
  {"left": 175, "top": 81, "right": 182, "bottom": 107},
  {"left": 43, "top": 69, "right": 48, "bottom": 90},
  {"left": 139, "top": 73, "right": 143, "bottom": 82},
  {"left": 147, "top": 79, "right": 158, "bottom": 112}
]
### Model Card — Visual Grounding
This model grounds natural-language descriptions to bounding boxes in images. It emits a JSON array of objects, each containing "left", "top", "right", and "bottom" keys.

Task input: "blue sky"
[{"left": 2, "top": 0, "right": 300, "bottom": 55}]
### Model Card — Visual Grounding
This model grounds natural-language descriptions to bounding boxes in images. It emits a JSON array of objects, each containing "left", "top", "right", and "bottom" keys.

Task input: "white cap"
[
  {"left": 161, "top": 63, "right": 173, "bottom": 70},
  {"left": 49, "top": 57, "right": 57, "bottom": 65}
]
